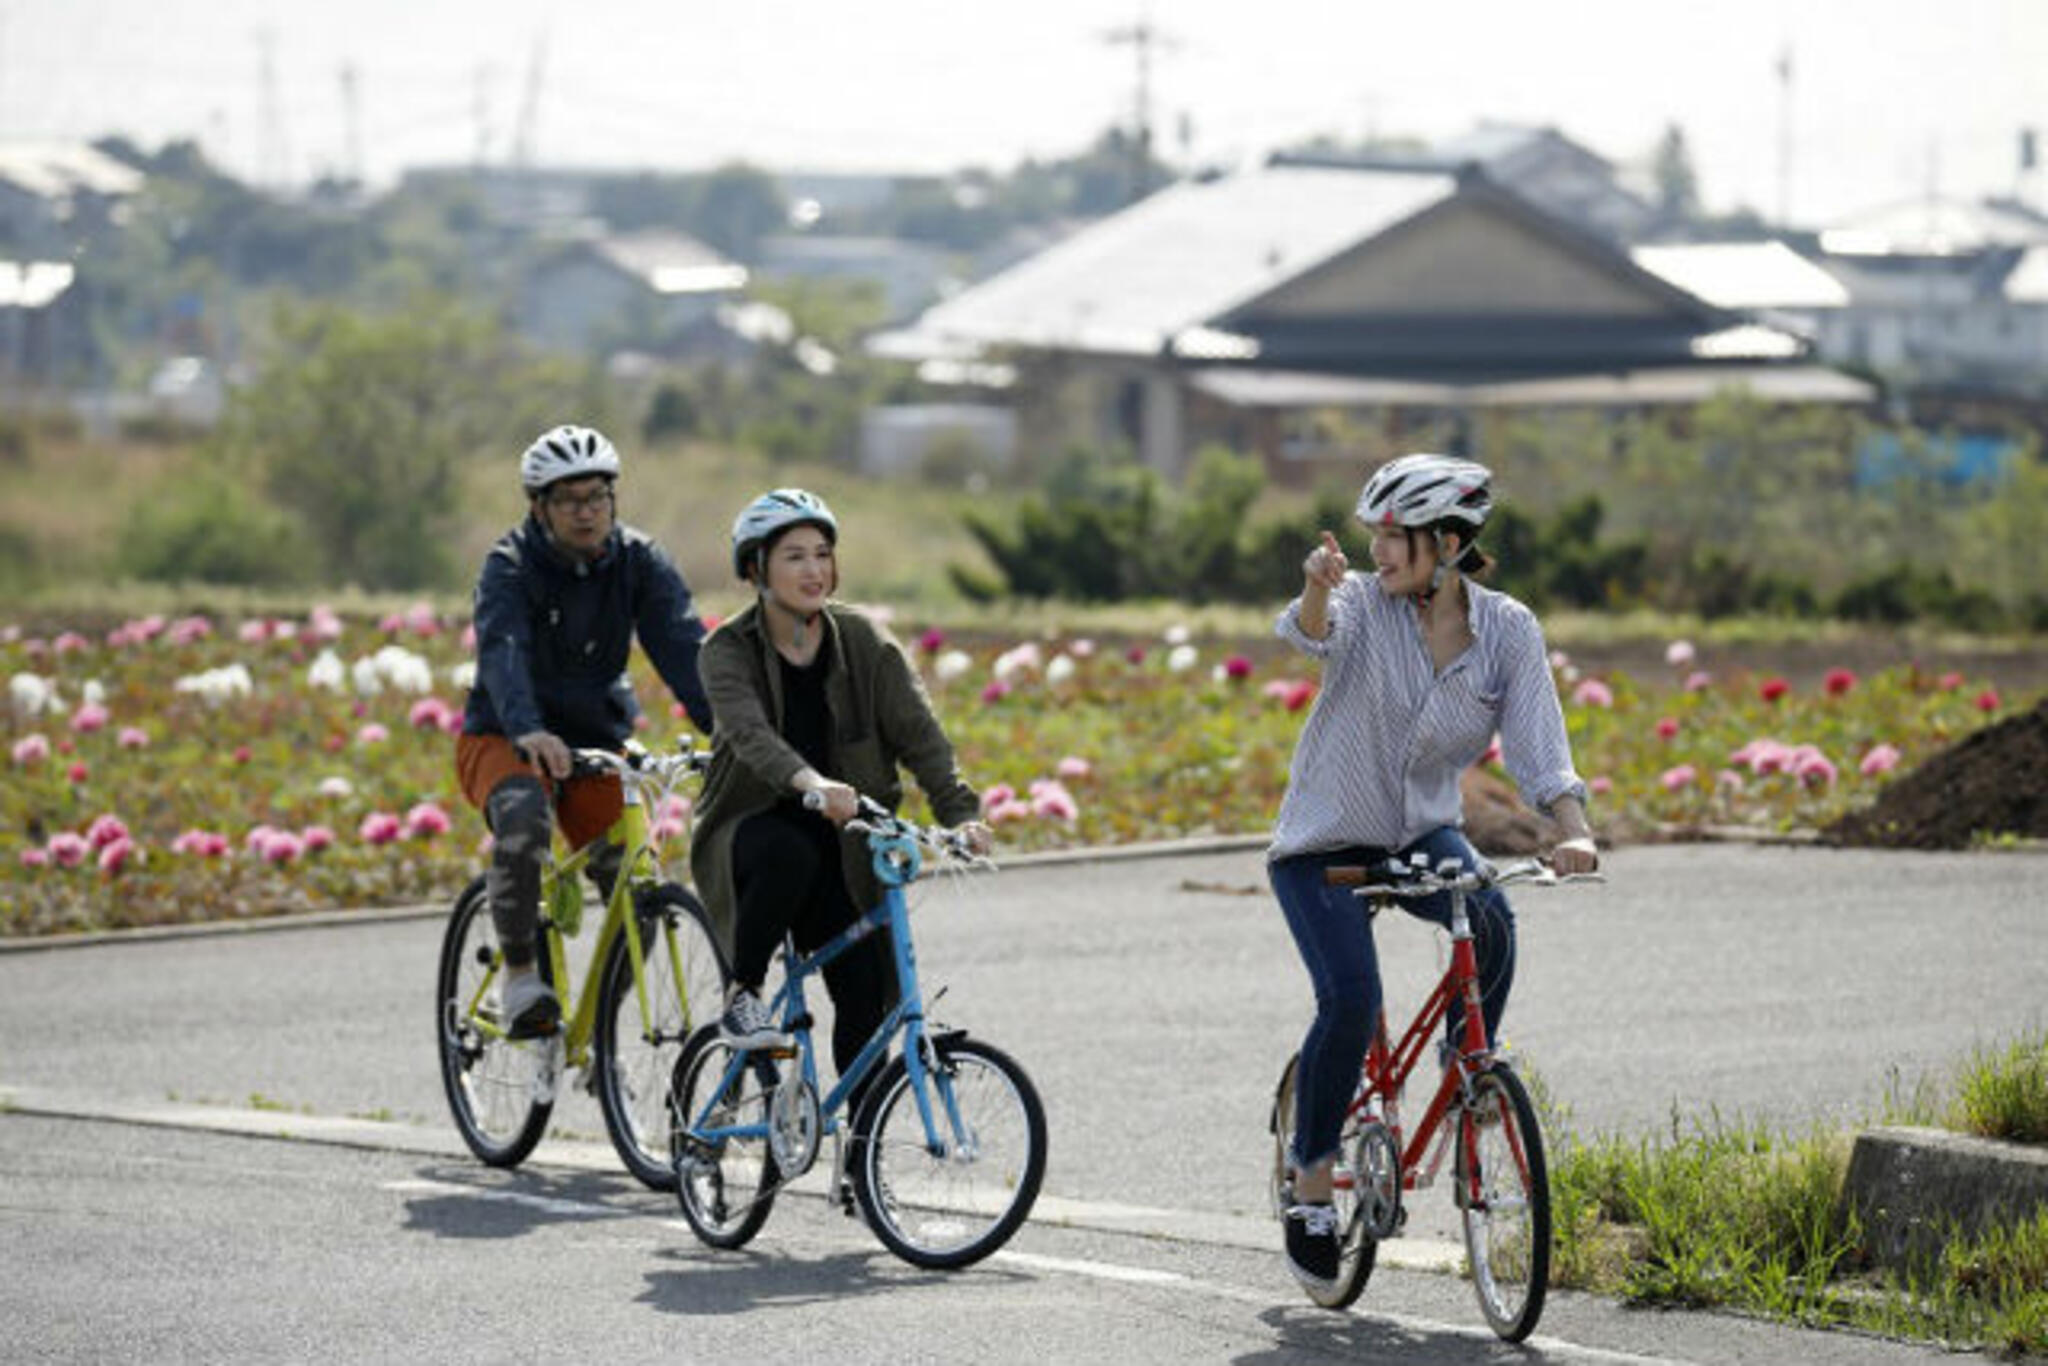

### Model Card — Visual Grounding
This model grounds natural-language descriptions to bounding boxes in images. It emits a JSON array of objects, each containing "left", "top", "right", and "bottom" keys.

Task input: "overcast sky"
[{"left": 5, "top": 0, "right": 2043, "bottom": 227}]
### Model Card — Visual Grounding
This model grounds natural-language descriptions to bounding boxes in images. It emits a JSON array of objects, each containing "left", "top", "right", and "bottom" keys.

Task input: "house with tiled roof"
[
  {"left": 517, "top": 228, "right": 750, "bottom": 356},
  {"left": 874, "top": 158, "right": 1865, "bottom": 481}
]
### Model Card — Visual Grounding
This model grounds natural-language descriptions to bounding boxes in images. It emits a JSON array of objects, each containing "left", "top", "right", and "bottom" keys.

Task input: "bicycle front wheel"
[
  {"left": 669, "top": 1025, "right": 779, "bottom": 1250},
  {"left": 1269, "top": 1052, "right": 1377, "bottom": 1309},
  {"left": 1456, "top": 1063, "right": 1550, "bottom": 1342},
  {"left": 849, "top": 1036, "right": 1046, "bottom": 1270},
  {"left": 595, "top": 883, "right": 727, "bottom": 1190},
  {"left": 436, "top": 876, "right": 555, "bottom": 1167}
]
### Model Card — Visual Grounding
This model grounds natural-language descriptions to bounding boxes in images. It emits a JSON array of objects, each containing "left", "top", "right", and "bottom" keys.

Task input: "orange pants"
[{"left": 455, "top": 732, "right": 623, "bottom": 851}]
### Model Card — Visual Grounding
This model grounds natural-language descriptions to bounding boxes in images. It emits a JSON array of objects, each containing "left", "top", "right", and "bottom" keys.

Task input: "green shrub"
[
  {"left": 1952, "top": 1034, "right": 2048, "bottom": 1143},
  {"left": 115, "top": 469, "right": 308, "bottom": 586}
]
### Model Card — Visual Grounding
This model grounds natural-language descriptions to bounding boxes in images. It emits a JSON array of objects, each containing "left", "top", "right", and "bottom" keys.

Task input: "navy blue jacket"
[{"left": 462, "top": 515, "right": 714, "bottom": 747}]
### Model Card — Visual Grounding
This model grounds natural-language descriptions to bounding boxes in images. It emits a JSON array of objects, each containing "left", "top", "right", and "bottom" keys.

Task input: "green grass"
[{"left": 1532, "top": 1036, "right": 2048, "bottom": 1354}]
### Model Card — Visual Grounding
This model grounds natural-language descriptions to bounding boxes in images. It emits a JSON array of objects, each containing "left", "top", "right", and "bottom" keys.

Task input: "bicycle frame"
[{"left": 682, "top": 830, "right": 966, "bottom": 1171}]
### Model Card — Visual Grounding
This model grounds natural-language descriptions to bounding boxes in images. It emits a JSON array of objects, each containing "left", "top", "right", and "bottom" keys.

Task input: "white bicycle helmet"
[
  {"left": 731, "top": 488, "right": 838, "bottom": 579},
  {"left": 520, "top": 424, "right": 621, "bottom": 496},
  {"left": 1356, "top": 453, "right": 1493, "bottom": 530}
]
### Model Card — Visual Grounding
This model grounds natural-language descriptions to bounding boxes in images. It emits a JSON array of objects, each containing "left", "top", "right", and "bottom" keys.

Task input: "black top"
[
  {"left": 463, "top": 514, "right": 714, "bottom": 744},
  {"left": 776, "top": 636, "right": 834, "bottom": 788}
]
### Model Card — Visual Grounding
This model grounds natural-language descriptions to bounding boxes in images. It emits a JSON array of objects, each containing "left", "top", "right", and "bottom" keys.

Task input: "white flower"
[
  {"left": 934, "top": 649, "right": 973, "bottom": 683},
  {"left": 9, "top": 672, "right": 55, "bottom": 717},
  {"left": 1164, "top": 624, "right": 1191, "bottom": 646},
  {"left": 1665, "top": 639, "right": 1696, "bottom": 668},
  {"left": 82, "top": 679, "right": 105, "bottom": 706},
  {"left": 1046, "top": 654, "right": 1076, "bottom": 685},
  {"left": 992, "top": 642, "right": 1043, "bottom": 683},
  {"left": 307, "top": 649, "right": 347, "bottom": 692},
  {"left": 317, "top": 776, "right": 354, "bottom": 798},
  {"left": 351, "top": 645, "right": 433, "bottom": 697},
  {"left": 1167, "top": 643, "right": 1199, "bottom": 673},
  {"left": 173, "top": 663, "right": 254, "bottom": 705},
  {"left": 447, "top": 661, "right": 477, "bottom": 690}
]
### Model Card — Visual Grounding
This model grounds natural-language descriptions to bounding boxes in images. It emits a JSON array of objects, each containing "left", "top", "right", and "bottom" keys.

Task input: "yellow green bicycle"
[{"left": 436, "top": 743, "right": 724, "bottom": 1189}]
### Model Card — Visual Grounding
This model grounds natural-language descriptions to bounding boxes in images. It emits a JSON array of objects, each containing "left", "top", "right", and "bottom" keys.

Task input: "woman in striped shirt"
[{"left": 1270, "top": 453, "right": 1598, "bottom": 1294}]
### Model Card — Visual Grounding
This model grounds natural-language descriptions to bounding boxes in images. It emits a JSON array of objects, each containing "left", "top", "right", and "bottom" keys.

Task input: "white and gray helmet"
[
  {"left": 1356, "top": 453, "right": 1493, "bottom": 530},
  {"left": 520, "top": 424, "right": 621, "bottom": 497},
  {"left": 731, "top": 488, "right": 838, "bottom": 579}
]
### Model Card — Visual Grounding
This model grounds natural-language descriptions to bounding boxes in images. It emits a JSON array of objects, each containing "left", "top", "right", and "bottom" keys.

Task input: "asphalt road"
[{"left": 3, "top": 842, "right": 2043, "bottom": 1363}]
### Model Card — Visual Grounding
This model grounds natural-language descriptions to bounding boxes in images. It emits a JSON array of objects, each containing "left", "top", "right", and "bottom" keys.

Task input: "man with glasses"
[{"left": 456, "top": 424, "right": 715, "bottom": 1036}]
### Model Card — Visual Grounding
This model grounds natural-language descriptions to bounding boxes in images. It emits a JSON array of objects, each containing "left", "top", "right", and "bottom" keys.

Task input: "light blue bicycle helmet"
[{"left": 730, "top": 488, "right": 838, "bottom": 580}]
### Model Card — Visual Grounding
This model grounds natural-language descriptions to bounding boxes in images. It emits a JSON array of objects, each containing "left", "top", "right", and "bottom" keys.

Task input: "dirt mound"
[{"left": 1822, "top": 697, "right": 2048, "bottom": 850}]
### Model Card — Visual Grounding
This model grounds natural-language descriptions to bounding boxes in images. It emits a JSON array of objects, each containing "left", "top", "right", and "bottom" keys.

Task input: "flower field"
[{"left": 3, "top": 606, "right": 2033, "bottom": 937}]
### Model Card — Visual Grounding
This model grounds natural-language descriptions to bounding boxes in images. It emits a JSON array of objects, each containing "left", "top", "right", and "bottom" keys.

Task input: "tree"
[{"left": 210, "top": 296, "right": 584, "bottom": 589}]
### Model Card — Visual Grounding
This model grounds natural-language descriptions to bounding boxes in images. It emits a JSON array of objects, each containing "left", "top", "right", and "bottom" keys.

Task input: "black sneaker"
[{"left": 1284, "top": 1201, "right": 1342, "bottom": 1291}]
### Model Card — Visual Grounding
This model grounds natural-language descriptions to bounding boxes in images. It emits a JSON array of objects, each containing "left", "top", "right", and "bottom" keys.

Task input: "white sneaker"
[{"left": 718, "top": 988, "right": 792, "bottom": 1050}]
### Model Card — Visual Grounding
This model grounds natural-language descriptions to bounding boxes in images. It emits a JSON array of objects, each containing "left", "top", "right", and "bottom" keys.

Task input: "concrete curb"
[{"left": 1841, "top": 1124, "right": 2048, "bottom": 1272}]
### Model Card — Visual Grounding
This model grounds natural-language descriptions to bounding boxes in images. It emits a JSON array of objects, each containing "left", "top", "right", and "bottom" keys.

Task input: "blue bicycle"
[{"left": 668, "top": 796, "right": 1047, "bottom": 1270}]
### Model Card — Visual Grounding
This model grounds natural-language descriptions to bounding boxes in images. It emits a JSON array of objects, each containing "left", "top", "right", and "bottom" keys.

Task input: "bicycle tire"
[
  {"left": 1269, "top": 1052, "right": 1377, "bottom": 1309},
  {"left": 1456, "top": 1062, "right": 1550, "bottom": 1342},
  {"left": 594, "top": 883, "right": 728, "bottom": 1190},
  {"left": 436, "top": 875, "right": 555, "bottom": 1168},
  {"left": 848, "top": 1035, "right": 1046, "bottom": 1270},
  {"left": 670, "top": 1024, "right": 779, "bottom": 1250}
]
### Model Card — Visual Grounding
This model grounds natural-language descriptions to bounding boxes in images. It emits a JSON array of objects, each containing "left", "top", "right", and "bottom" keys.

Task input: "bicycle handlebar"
[
  {"left": 1325, "top": 855, "right": 1606, "bottom": 897},
  {"left": 845, "top": 795, "right": 993, "bottom": 868},
  {"left": 564, "top": 742, "right": 712, "bottom": 788}
]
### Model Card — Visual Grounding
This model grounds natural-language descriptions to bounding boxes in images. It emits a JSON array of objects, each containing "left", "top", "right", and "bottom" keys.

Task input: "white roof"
[
  {"left": 884, "top": 164, "right": 1458, "bottom": 358},
  {"left": 1631, "top": 242, "right": 1849, "bottom": 310},
  {"left": 0, "top": 143, "right": 144, "bottom": 199},
  {"left": 0, "top": 261, "right": 76, "bottom": 309},
  {"left": 2005, "top": 245, "right": 2048, "bottom": 303},
  {"left": 1817, "top": 197, "right": 2048, "bottom": 257}
]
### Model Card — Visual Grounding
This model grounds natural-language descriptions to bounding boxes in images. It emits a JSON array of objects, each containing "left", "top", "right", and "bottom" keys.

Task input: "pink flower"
[
  {"left": 1860, "top": 744, "right": 1902, "bottom": 777},
  {"left": 1683, "top": 670, "right": 1713, "bottom": 693},
  {"left": 1654, "top": 717, "right": 1679, "bottom": 740},
  {"left": 1717, "top": 769, "right": 1745, "bottom": 791},
  {"left": 53, "top": 631, "right": 90, "bottom": 654},
  {"left": 461, "top": 623, "right": 479, "bottom": 652},
  {"left": 404, "top": 602, "right": 440, "bottom": 637},
  {"left": 19, "top": 846, "right": 49, "bottom": 869},
  {"left": 918, "top": 628, "right": 947, "bottom": 653},
  {"left": 172, "top": 829, "right": 229, "bottom": 857},
  {"left": 232, "top": 745, "right": 252, "bottom": 765},
  {"left": 1069, "top": 638, "right": 1097, "bottom": 659},
  {"left": 118, "top": 726, "right": 149, "bottom": 749},
  {"left": 407, "top": 697, "right": 454, "bottom": 730},
  {"left": 307, "top": 605, "right": 344, "bottom": 641},
  {"left": 69, "top": 701, "right": 110, "bottom": 733},
  {"left": 1124, "top": 645, "right": 1147, "bottom": 666},
  {"left": 1029, "top": 782, "right": 1080, "bottom": 821},
  {"left": 1222, "top": 654, "right": 1254, "bottom": 680},
  {"left": 1976, "top": 689, "right": 2001, "bottom": 713},
  {"left": 986, "top": 798, "right": 1032, "bottom": 824},
  {"left": 1588, "top": 776, "right": 1613, "bottom": 796},
  {"left": 651, "top": 817, "right": 687, "bottom": 843},
  {"left": 66, "top": 761, "right": 89, "bottom": 785},
  {"left": 97, "top": 836, "right": 137, "bottom": 874},
  {"left": 11, "top": 734, "right": 49, "bottom": 766},
  {"left": 979, "top": 783, "right": 1017, "bottom": 816},
  {"left": 299, "top": 825, "right": 336, "bottom": 853},
  {"left": 403, "top": 801, "right": 452, "bottom": 839},
  {"left": 237, "top": 619, "right": 272, "bottom": 644},
  {"left": 660, "top": 794, "right": 693, "bottom": 822},
  {"left": 1759, "top": 677, "right": 1790, "bottom": 703},
  {"left": 1665, "top": 640, "right": 1696, "bottom": 668},
  {"left": 1659, "top": 764, "right": 1697, "bottom": 792},
  {"left": 1823, "top": 668, "right": 1857, "bottom": 697},
  {"left": 46, "top": 832, "right": 90, "bottom": 868},
  {"left": 1788, "top": 744, "right": 1836, "bottom": 786},
  {"left": 1937, "top": 671, "right": 1964, "bottom": 692},
  {"left": 1571, "top": 679, "right": 1613, "bottom": 709},
  {"left": 260, "top": 832, "right": 304, "bottom": 864},
  {"left": 377, "top": 612, "right": 404, "bottom": 634},
  {"left": 85, "top": 814, "right": 129, "bottom": 849},
  {"left": 358, "top": 812, "right": 404, "bottom": 845},
  {"left": 1056, "top": 755, "right": 1093, "bottom": 781},
  {"left": 355, "top": 722, "right": 390, "bottom": 746},
  {"left": 1479, "top": 734, "right": 1503, "bottom": 766},
  {"left": 1730, "top": 738, "right": 1793, "bottom": 774},
  {"left": 167, "top": 616, "right": 212, "bottom": 646},
  {"left": 979, "top": 679, "right": 1010, "bottom": 704},
  {"left": 1282, "top": 680, "right": 1316, "bottom": 712}
]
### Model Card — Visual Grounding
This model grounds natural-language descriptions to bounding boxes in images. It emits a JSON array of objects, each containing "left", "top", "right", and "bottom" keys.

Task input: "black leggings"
[{"left": 731, "top": 805, "right": 895, "bottom": 1082}]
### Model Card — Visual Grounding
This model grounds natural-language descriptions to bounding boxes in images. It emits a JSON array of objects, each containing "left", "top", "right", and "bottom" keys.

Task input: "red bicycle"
[{"left": 1268, "top": 854, "right": 1601, "bottom": 1342}]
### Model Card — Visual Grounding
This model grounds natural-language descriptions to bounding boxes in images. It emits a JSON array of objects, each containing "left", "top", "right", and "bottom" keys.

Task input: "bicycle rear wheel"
[
  {"left": 848, "top": 1035, "right": 1046, "bottom": 1270},
  {"left": 669, "top": 1024, "right": 779, "bottom": 1250},
  {"left": 436, "top": 876, "right": 555, "bottom": 1167},
  {"left": 1269, "top": 1052, "right": 1377, "bottom": 1309},
  {"left": 1455, "top": 1063, "right": 1550, "bottom": 1342},
  {"left": 595, "top": 883, "right": 727, "bottom": 1190}
]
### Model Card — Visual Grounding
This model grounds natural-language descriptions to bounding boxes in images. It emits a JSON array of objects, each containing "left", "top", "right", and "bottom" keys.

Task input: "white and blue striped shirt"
[{"left": 1268, "top": 573, "right": 1587, "bottom": 861}]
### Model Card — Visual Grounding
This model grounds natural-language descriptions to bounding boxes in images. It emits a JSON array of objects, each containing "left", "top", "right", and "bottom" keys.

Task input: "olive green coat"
[{"left": 688, "top": 600, "right": 980, "bottom": 958}]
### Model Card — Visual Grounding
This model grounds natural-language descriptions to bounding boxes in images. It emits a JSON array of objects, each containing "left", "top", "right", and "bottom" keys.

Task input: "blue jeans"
[{"left": 1271, "top": 827, "right": 1516, "bottom": 1172}]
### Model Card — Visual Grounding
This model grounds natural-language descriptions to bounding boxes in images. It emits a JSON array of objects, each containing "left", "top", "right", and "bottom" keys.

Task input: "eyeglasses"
[{"left": 546, "top": 487, "right": 615, "bottom": 516}]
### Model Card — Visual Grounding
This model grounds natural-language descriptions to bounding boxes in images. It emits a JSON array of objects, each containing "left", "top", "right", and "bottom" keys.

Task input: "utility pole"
[
  {"left": 255, "top": 28, "right": 290, "bottom": 189},
  {"left": 1102, "top": 9, "right": 1178, "bottom": 203},
  {"left": 339, "top": 62, "right": 364, "bottom": 186},
  {"left": 1774, "top": 43, "right": 1794, "bottom": 228},
  {"left": 471, "top": 64, "right": 496, "bottom": 169},
  {"left": 513, "top": 33, "right": 547, "bottom": 168}
]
